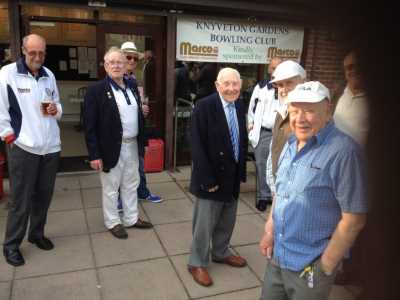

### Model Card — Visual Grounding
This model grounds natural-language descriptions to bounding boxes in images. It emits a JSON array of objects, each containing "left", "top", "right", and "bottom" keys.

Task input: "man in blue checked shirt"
[{"left": 259, "top": 81, "right": 367, "bottom": 300}]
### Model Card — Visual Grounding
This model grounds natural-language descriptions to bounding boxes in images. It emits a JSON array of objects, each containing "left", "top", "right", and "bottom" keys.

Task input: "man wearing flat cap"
[{"left": 259, "top": 81, "right": 368, "bottom": 300}]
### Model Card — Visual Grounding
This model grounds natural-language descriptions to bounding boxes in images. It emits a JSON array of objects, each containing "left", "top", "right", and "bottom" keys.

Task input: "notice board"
[{"left": 44, "top": 45, "right": 98, "bottom": 81}]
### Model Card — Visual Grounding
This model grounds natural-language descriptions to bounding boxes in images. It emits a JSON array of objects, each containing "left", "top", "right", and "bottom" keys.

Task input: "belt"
[
  {"left": 261, "top": 127, "right": 272, "bottom": 132},
  {"left": 122, "top": 137, "right": 136, "bottom": 143}
]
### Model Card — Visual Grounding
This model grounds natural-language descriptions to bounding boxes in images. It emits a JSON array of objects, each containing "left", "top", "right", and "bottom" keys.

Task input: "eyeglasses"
[
  {"left": 126, "top": 55, "right": 138, "bottom": 62},
  {"left": 106, "top": 61, "right": 126, "bottom": 67},
  {"left": 25, "top": 50, "right": 46, "bottom": 58}
]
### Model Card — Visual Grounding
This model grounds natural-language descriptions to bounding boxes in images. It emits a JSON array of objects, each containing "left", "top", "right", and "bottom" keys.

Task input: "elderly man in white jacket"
[
  {"left": 247, "top": 57, "right": 282, "bottom": 212},
  {"left": 0, "top": 34, "right": 62, "bottom": 267}
]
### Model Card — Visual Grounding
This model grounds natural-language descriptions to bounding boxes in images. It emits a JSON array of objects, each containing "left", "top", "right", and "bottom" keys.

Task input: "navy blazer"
[
  {"left": 83, "top": 78, "right": 145, "bottom": 171},
  {"left": 189, "top": 92, "right": 248, "bottom": 201}
]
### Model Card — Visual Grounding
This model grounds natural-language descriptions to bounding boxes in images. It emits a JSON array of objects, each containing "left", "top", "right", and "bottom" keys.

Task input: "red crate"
[{"left": 144, "top": 139, "right": 164, "bottom": 172}]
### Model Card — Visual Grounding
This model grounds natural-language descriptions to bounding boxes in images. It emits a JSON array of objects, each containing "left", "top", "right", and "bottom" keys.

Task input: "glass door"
[{"left": 97, "top": 24, "right": 165, "bottom": 137}]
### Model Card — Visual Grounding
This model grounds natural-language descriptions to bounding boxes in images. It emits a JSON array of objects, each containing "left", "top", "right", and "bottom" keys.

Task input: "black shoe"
[
  {"left": 109, "top": 224, "right": 128, "bottom": 239},
  {"left": 256, "top": 198, "right": 272, "bottom": 212},
  {"left": 126, "top": 218, "right": 153, "bottom": 229},
  {"left": 3, "top": 248, "right": 25, "bottom": 266},
  {"left": 28, "top": 236, "right": 54, "bottom": 250}
]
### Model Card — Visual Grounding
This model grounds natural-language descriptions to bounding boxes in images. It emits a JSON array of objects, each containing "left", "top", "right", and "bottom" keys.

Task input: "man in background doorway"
[
  {"left": 120, "top": 41, "right": 162, "bottom": 203},
  {"left": 247, "top": 57, "right": 282, "bottom": 212},
  {"left": 334, "top": 50, "right": 369, "bottom": 146},
  {"left": 142, "top": 49, "right": 155, "bottom": 101}
]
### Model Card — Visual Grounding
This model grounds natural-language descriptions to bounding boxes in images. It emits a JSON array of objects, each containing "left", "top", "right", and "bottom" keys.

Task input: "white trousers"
[{"left": 100, "top": 139, "right": 139, "bottom": 229}]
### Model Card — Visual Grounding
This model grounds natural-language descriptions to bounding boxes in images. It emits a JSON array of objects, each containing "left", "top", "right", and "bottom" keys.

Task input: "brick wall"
[{"left": 302, "top": 26, "right": 349, "bottom": 103}]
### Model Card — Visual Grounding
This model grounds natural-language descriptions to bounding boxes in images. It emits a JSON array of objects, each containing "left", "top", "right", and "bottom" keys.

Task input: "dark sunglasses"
[{"left": 126, "top": 55, "right": 138, "bottom": 62}]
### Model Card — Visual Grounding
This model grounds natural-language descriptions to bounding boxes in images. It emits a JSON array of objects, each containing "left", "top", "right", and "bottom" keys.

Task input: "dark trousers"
[
  {"left": 137, "top": 156, "right": 150, "bottom": 199},
  {"left": 254, "top": 128, "right": 272, "bottom": 202},
  {"left": 3, "top": 145, "right": 59, "bottom": 250}
]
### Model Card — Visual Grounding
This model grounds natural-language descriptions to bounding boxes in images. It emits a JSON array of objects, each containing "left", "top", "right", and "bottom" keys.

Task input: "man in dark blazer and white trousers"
[
  {"left": 188, "top": 67, "right": 248, "bottom": 287},
  {"left": 84, "top": 47, "right": 152, "bottom": 240}
]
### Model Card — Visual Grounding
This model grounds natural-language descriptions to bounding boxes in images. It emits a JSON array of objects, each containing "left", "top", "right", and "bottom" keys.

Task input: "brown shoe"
[
  {"left": 127, "top": 218, "right": 153, "bottom": 229},
  {"left": 188, "top": 266, "right": 213, "bottom": 287},
  {"left": 212, "top": 255, "right": 247, "bottom": 267},
  {"left": 109, "top": 224, "right": 128, "bottom": 239}
]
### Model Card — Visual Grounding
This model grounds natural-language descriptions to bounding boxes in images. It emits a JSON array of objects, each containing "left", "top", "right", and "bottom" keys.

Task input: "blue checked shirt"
[{"left": 273, "top": 122, "right": 367, "bottom": 271}]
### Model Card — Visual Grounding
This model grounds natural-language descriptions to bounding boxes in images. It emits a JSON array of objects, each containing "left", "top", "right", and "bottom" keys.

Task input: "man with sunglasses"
[
  {"left": 120, "top": 41, "right": 162, "bottom": 203},
  {"left": 0, "top": 34, "right": 62, "bottom": 266}
]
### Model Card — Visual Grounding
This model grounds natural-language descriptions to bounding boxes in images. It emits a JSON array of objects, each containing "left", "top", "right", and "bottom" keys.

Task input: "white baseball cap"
[
  {"left": 121, "top": 41, "right": 138, "bottom": 53},
  {"left": 285, "top": 81, "right": 330, "bottom": 104},
  {"left": 270, "top": 60, "right": 306, "bottom": 83}
]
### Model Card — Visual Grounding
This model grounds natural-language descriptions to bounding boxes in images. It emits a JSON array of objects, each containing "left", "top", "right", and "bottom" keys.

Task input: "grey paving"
[
  {"left": 0, "top": 170, "right": 357, "bottom": 300},
  {"left": 98, "top": 258, "right": 188, "bottom": 300},
  {"left": 12, "top": 269, "right": 101, "bottom": 300},
  {"left": 0, "top": 282, "right": 10, "bottom": 300}
]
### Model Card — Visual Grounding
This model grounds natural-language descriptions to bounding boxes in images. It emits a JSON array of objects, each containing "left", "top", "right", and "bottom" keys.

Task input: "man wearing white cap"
[
  {"left": 265, "top": 60, "right": 306, "bottom": 197},
  {"left": 259, "top": 81, "right": 367, "bottom": 300},
  {"left": 120, "top": 41, "right": 162, "bottom": 204},
  {"left": 247, "top": 57, "right": 282, "bottom": 212}
]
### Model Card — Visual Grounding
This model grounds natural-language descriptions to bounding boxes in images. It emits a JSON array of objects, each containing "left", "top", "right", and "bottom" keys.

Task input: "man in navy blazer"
[
  {"left": 83, "top": 47, "right": 152, "bottom": 239},
  {"left": 188, "top": 67, "right": 248, "bottom": 287}
]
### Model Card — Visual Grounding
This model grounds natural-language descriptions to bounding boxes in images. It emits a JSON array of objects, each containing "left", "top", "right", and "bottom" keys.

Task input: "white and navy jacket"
[
  {"left": 0, "top": 58, "right": 62, "bottom": 155},
  {"left": 247, "top": 80, "right": 276, "bottom": 148}
]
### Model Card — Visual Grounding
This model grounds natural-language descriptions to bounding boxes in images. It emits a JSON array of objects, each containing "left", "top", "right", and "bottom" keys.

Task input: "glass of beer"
[{"left": 41, "top": 99, "right": 52, "bottom": 116}]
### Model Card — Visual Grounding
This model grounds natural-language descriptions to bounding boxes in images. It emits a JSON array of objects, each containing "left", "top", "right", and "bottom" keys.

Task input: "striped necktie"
[{"left": 227, "top": 103, "right": 239, "bottom": 162}]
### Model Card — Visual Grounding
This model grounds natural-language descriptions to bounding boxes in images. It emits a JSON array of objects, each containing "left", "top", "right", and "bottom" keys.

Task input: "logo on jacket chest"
[
  {"left": 17, "top": 87, "right": 31, "bottom": 93},
  {"left": 45, "top": 88, "right": 53, "bottom": 97}
]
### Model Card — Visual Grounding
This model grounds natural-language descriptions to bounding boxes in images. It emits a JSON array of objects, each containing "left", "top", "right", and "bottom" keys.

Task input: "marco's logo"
[
  {"left": 267, "top": 47, "right": 300, "bottom": 59},
  {"left": 180, "top": 42, "right": 218, "bottom": 57}
]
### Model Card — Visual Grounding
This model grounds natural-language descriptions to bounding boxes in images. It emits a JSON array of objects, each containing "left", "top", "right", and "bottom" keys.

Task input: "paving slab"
[
  {"left": 171, "top": 254, "right": 260, "bottom": 299},
  {"left": 0, "top": 252, "right": 14, "bottom": 282},
  {"left": 155, "top": 221, "right": 192, "bottom": 255},
  {"left": 45, "top": 210, "right": 87, "bottom": 238},
  {"left": 176, "top": 180, "right": 190, "bottom": 193},
  {"left": 0, "top": 199, "right": 10, "bottom": 217},
  {"left": 53, "top": 176, "right": 80, "bottom": 192},
  {"left": 0, "top": 281, "right": 10, "bottom": 300},
  {"left": 240, "top": 192, "right": 266, "bottom": 213},
  {"left": 145, "top": 171, "right": 173, "bottom": 183},
  {"left": 198, "top": 287, "right": 262, "bottom": 300},
  {"left": 236, "top": 200, "right": 254, "bottom": 215},
  {"left": 49, "top": 190, "right": 83, "bottom": 212},
  {"left": 85, "top": 206, "right": 148, "bottom": 234},
  {"left": 79, "top": 174, "right": 101, "bottom": 189},
  {"left": 142, "top": 198, "right": 193, "bottom": 225},
  {"left": 15, "top": 235, "right": 94, "bottom": 279},
  {"left": 234, "top": 244, "right": 267, "bottom": 281},
  {"left": 82, "top": 187, "right": 102, "bottom": 208},
  {"left": 98, "top": 258, "right": 188, "bottom": 300},
  {"left": 239, "top": 175, "right": 257, "bottom": 193},
  {"left": 146, "top": 182, "right": 187, "bottom": 200},
  {"left": 231, "top": 214, "right": 265, "bottom": 246},
  {"left": 0, "top": 216, "right": 6, "bottom": 245},
  {"left": 168, "top": 166, "right": 191, "bottom": 181},
  {"left": 91, "top": 230, "right": 165, "bottom": 267},
  {"left": 12, "top": 269, "right": 101, "bottom": 300}
]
